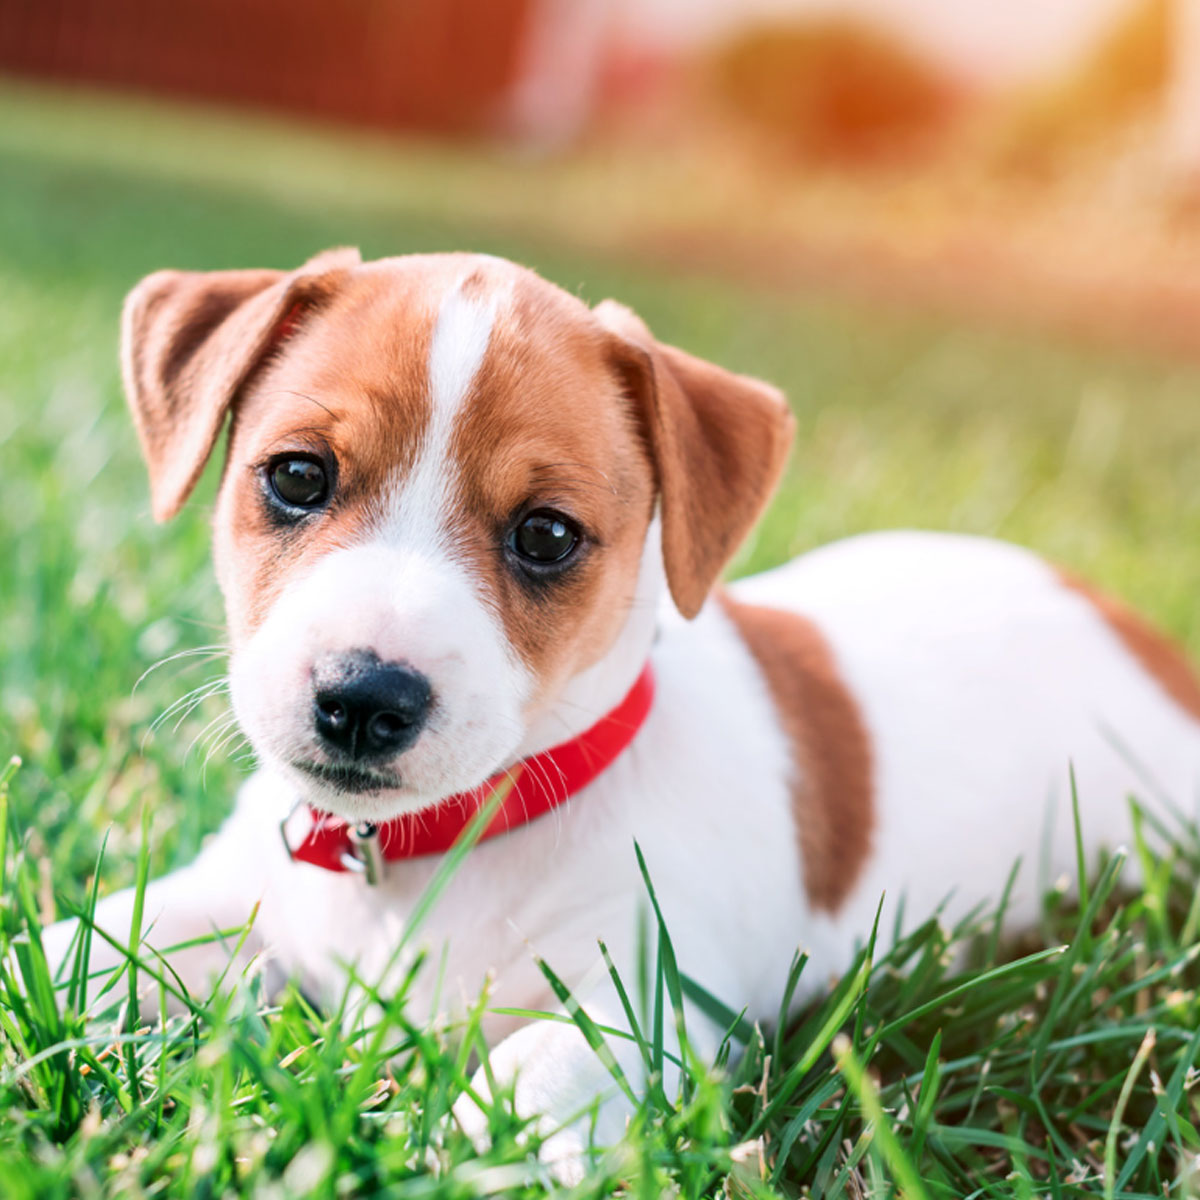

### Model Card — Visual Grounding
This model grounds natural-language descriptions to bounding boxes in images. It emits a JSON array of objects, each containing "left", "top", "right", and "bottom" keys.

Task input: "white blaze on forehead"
[
  {"left": 378, "top": 273, "right": 502, "bottom": 551},
  {"left": 427, "top": 283, "right": 499, "bottom": 459}
]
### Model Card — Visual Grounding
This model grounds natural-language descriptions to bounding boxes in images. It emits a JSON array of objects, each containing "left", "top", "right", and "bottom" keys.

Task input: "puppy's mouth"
[{"left": 292, "top": 760, "right": 403, "bottom": 795}]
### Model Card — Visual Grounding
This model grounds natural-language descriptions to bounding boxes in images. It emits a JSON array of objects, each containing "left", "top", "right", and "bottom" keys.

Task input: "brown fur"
[
  {"left": 1059, "top": 571, "right": 1200, "bottom": 723},
  {"left": 121, "top": 250, "right": 798, "bottom": 722},
  {"left": 595, "top": 301, "right": 796, "bottom": 619},
  {"left": 213, "top": 264, "right": 443, "bottom": 634},
  {"left": 720, "top": 594, "right": 874, "bottom": 912},
  {"left": 447, "top": 276, "right": 657, "bottom": 715},
  {"left": 122, "top": 247, "right": 361, "bottom": 522}
]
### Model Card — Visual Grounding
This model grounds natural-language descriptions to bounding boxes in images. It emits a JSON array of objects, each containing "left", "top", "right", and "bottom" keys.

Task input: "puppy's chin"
[
  {"left": 280, "top": 761, "right": 443, "bottom": 825},
  {"left": 265, "top": 738, "right": 517, "bottom": 825}
]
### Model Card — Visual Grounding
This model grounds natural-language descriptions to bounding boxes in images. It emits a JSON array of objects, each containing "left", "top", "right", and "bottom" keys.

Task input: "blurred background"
[
  {"left": 1, "top": 0, "right": 1199, "bottom": 887},
  {"left": 4, "top": 0, "right": 1200, "bottom": 346}
]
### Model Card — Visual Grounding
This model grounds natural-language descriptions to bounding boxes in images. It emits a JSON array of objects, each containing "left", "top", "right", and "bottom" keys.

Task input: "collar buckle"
[
  {"left": 280, "top": 802, "right": 386, "bottom": 884},
  {"left": 343, "top": 822, "right": 386, "bottom": 885},
  {"left": 279, "top": 800, "right": 304, "bottom": 863}
]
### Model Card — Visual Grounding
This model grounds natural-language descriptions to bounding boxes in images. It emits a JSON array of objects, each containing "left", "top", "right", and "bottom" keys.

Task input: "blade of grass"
[
  {"left": 1105, "top": 1028, "right": 1156, "bottom": 1200},
  {"left": 634, "top": 842, "right": 691, "bottom": 1098},
  {"left": 534, "top": 955, "right": 637, "bottom": 1105},
  {"left": 747, "top": 952, "right": 873, "bottom": 1140},
  {"left": 833, "top": 1033, "right": 931, "bottom": 1200},
  {"left": 122, "top": 804, "right": 153, "bottom": 1104}
]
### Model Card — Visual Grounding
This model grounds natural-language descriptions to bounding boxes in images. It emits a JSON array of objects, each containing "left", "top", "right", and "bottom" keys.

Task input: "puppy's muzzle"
[{"left": 311, "top": 650, "right": 432, "bottom": 762}]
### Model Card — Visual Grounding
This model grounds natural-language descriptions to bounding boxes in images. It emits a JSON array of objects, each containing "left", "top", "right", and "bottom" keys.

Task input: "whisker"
[
  {"left": 133, "top": 644, "right": 229, "bottom": 693},
  {"left": 529, "top": 460, "right": 616, "bottom": 481},
  {"left": 527, "top": 462, "right": 619, "bottom": 498},
  {"left": 184, "top": 709, "right": 239, "bottom": 763},
  {"left": 143, "top": 677, "right": 230, "bottom": 749},
  {"left": 203, "top": 718, "right": 244, "bottom": 762},
  {"left": 261, "top": 424, "right": 331, "bottom": 442},
  {"left": 169, "top": 680, "right": 231, "bottom": 734},
  {"left": 528, "top": 479, "right": 619, "bottom": 498},
  {"left": 202, "top": 721, "right": 249, "bottom": 784},
  {"left": 175, "top": 617, "right": 229, "bottom": 634}
]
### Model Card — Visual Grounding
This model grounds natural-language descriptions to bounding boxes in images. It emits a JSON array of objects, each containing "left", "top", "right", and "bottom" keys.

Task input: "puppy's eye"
[
  {"left": 510, "top": 510, "right": 579, "bottom": 564},
  {"left": 269, "top": 457, "right": 329, "bottom": 509}
]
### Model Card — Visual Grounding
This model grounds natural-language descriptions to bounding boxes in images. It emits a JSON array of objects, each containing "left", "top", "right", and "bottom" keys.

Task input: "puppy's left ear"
[{"left": 596, "top": 300, "right": 795, "bottom": 619}]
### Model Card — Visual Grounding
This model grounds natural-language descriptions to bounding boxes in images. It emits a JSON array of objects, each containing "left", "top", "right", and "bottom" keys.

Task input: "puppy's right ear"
[{"left": 121, "top": 247, "right": 360, "bottom": 521}]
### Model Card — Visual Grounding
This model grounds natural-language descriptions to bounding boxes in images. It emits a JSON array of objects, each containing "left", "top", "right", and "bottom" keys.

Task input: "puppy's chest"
[
  {"left": 241, "top": 607, "right": 831, "bottom": 1019},
  {"left": 255, "top": 812, "right": 630, "bottom": 1021}
]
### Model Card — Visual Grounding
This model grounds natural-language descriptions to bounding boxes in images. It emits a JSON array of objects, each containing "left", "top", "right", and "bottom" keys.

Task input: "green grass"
[{"left": 3, "top": 79, "right": 1200, "bottom": 1196}]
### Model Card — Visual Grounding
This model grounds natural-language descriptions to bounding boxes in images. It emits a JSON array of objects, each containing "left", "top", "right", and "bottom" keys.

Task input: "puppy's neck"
[{"left": 515, "top": 518, "right": 665, "bottom": 761}]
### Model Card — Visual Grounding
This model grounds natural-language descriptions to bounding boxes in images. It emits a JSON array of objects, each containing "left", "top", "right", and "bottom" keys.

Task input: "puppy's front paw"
[
  {"left": 454, "top": 1017, "right": 630, "bottom": 1182},
  {"left": 533, "top": 1126, "right": 591, "bottom": 1186},
  {"left": 453, "top": 1061, "right": 595, "bottom": 1185}
]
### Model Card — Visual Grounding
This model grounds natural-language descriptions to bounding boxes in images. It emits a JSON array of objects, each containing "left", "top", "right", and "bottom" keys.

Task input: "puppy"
[{"left": 47, "top": 248, "right": 1200, "bottom": 1169}]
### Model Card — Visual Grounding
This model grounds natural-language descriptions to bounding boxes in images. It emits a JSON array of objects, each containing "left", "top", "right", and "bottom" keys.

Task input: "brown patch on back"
[
  {"left": 1058, "top": 571, "right": 1200, "bottom": 722},
  {"left": 720, "top": 593, "right": 874, "bottom": 913}
]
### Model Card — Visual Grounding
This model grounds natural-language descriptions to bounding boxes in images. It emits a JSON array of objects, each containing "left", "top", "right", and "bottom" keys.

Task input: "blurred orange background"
[{"left": 1, "top": 0, "right": 1198, "bottom": 354}]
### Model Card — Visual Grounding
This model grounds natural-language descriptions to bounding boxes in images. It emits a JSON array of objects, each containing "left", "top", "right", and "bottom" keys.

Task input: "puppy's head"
[{"left": 122, "top": 250, "right": 793, "bottom": 821}]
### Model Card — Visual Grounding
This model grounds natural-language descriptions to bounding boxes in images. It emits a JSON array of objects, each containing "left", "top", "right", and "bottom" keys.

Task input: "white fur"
[
  {"left": 732, "top": 532, "right": 1200, "bottom": 977},
  {"left": 229, "top": 541, "right": 531, "bottom": 823},
  {"left": 387, "top": 277, "right": 501, "bottom": 555},
  {"left": 47, "top": 422, "right": 1200, "bottom": 1172},
  {"left": 228, "top": 274, "right": 534, "bottom": 822},
  {"left": 518, "top": 517, "right": 666, "bottom": 757}
]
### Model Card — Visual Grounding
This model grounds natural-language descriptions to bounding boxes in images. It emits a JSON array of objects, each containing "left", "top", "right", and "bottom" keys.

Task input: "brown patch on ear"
[
  {"left": 595, "top": 300, "right": 795, "bottom": 619},
  {"left": 720, "top": 593, "right": 874, "bottom": 913},
  {"left": 1058, "top": 571, "right": 1200, "bottom": 722},
  {"left": 121, "top": 246, "right": 361, "bottom": 521}
]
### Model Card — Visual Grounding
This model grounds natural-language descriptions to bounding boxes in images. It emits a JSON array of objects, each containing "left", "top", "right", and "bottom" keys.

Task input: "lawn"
[{"left": 3, "top": 79, "right": 1200, "bottom": 1197}]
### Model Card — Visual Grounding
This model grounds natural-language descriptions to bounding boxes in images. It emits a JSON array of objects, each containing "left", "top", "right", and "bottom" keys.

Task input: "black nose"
[{"left": 311, "top": 651, "right": 432, "bottom": 761}]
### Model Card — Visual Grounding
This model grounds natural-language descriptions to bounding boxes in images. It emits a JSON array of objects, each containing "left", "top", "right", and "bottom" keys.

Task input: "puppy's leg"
[
  {"left": 456, "top": 1000, "right": 718, "bottom": 1183},
  {"left": 40, "top": 809, "right": 268, "bottom": 1014}
]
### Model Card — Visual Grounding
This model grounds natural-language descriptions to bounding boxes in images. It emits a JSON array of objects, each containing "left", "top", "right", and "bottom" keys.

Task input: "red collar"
[{"left": 281, "top": 664, "right": 655, "bottom": 878}]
